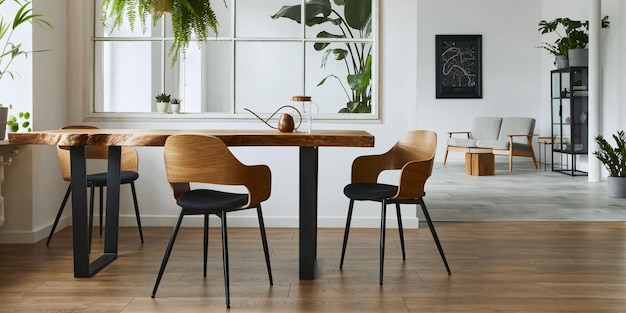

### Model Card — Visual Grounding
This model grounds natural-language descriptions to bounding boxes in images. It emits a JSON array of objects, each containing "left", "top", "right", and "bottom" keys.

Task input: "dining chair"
[
  {"left": 152, "top": 134, "right": 273, "bottom": 308},
  {"left": 340, "top": 130, "right": 451, "bottom": 284},
  {"left": 46, "top": 125, "right": 144, "bottom": 246}
]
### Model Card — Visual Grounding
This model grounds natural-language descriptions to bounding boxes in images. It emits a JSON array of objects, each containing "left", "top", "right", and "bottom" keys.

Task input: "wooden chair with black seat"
[
  {"left": 152, "top": 134, "right": 273, "bottom": 309},
  {"left": 340, "top": 130, "right": 451, "bottom": 285},
  {"left": 46, "top": 125, "right": 144, "bottom": 247}
]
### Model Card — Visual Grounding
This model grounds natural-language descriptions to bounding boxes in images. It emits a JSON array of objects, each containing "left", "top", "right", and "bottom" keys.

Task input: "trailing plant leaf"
[{"left": 101, "top": 0, "right": 224, "bottom": 67}]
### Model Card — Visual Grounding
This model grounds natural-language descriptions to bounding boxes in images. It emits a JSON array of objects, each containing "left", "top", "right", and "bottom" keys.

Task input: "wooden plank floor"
[{"left": 2, "top": 223, "right": 626, "bottom": 312}]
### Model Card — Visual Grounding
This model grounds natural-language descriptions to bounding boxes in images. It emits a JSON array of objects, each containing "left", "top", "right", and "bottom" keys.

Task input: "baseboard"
[{"left": 0, "top": 215, "right": 420, "bottom": 244}]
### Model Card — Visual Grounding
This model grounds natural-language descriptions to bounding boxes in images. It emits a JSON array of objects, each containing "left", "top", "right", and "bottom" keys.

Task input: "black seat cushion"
[
  {"left": 344, "top": 182, "right": 398, "bottom": 201},
  {"left": 87, "top": 171, "right": 139, "bottom": 186},
  {"left": 176, "top": 189, "right": 249, "bottom": 211}
]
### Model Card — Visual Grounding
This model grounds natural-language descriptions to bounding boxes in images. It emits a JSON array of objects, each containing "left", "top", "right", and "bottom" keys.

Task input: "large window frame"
[{"left": 88, "top": 0, "right": 380, "bottom": 121}]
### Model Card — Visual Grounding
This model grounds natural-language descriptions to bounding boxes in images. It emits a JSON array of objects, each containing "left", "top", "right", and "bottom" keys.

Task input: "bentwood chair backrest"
[
  {"left": 350, "top": 130, "right": 437, "bottom": 199},
  {"left": 163, "top": 134, "right": 271, "bottom": 208}
]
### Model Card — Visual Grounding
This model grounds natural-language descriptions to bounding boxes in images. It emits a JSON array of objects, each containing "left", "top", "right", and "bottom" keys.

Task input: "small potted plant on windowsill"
[
  {"left": 594, "top": 130, "right": 626, "bottom": 198},
  {"left": 170, "top": 98, "right": 182, "bottom": 114},
  {"left": 155, "top": 92, "right": 171, "bottom": 113}
]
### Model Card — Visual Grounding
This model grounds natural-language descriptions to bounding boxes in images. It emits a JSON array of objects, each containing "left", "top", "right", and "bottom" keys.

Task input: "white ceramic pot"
[
  {"left": 170, "top": 103, "right": 180, "bottom": 114},
  {"left": 156, "top": 102, "right": 169, "bottom": 113},
  {"left": 555, "top": 55, "right": 569, "bottom": 69}
]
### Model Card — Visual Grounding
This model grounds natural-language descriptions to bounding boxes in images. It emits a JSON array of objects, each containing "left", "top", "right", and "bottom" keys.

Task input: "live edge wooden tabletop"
[{"left": 8, "top": 129, "right": 375, "bottom": 148}]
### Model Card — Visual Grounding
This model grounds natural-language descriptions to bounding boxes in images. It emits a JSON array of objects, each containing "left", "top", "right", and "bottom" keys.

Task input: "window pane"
[
  {"left": 169, "top": 41, "right": 234, "bottom": 113},
  {"left": 94, "top": 41, "right": 158, "bottom": 112},
  {"left": 96, "top": 0, "right": 162, "bottom": 38},
  {"left": 306, "top": 42, "right": 373, "bottom": 114},
  {"left": 305, "top": 0, "right": 373, "bottom": 40},
  {"left": 235, "top": 41, "right": 303, "bottom": 113},
  {"left": 237, "top": 0, "right": 301, "bottom": 38}
]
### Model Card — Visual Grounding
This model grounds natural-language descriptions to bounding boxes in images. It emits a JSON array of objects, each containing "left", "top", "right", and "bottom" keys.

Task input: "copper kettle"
[{"left": 244, "top": 105, "right": 302, "bottom": 132}]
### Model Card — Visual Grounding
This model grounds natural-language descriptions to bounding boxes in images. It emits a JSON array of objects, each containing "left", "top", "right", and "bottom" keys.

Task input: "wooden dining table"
[{"left": 9, "top": 129, "right": 374, "bottom": 279}]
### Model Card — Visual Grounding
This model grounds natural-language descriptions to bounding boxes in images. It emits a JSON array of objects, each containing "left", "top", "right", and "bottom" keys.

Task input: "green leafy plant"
[
  {"left": 5, "top": 104, "right": 31, "bottom": 132},
  {"left": 170, "top": 98, "right": 181, "bottom": 104},
  {"left": 1, "top": 0, "right": 52, "bottom": 134},
  {"left": 0, "top": 0, "right": 53, "bottom": 81},
  {"left": 155, "top": 92, "right": 171, "bottom": 102},
  {"left": 101, "top": 0, "right": 224, "bottom": 65},
  {"left": 271, "top": 0, "right": 372, "bottom": 113},
  {"left": 538, "top": 16, "right": 609, "bottom": 58},
  {"left": 594, "top": 130, "right": 626, "bottom": 177}
]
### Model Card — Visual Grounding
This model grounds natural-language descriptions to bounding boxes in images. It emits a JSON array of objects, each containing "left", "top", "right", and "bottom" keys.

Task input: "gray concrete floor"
[{"left": 424, "top": 158, "right": 626, "bottom": 221}]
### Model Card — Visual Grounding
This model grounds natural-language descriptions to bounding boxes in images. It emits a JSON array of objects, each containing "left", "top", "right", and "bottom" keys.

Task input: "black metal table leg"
[
  {"left": 69, "top": 145, "right": 120, "bottom": 278},
  {"left": 299, "top": 146, "right": 318, "bottom": 280},
  {"left": 70, "top": 146, "right": 89, "bottom": 278}
]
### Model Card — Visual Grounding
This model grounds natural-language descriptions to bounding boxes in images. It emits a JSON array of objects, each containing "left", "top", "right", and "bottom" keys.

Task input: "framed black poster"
[{"left": 435, "top": 35, "right": 482, "bottom": 98}]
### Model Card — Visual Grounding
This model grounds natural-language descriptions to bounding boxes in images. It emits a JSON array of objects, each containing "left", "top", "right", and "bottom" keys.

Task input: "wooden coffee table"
[{"left": 465, "top": 148, "right": 494, "bottom": 176}]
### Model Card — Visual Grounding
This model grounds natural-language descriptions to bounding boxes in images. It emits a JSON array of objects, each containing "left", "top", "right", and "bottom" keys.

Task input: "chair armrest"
[
  {"left": 241, "top": 165, "right": 272, "bottom": 208},
  {"left": 506, "top": 134, "right": 536, "bottom": 147},
  {"left": 447, "top": 131, "right": 471, "bottom": 139},
  {"left": 395, "top": 159, "right": 433, "bottom": 199}
]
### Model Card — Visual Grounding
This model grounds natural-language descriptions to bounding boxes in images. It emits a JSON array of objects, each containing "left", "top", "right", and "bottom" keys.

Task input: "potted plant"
[
  {"left": 169, "top": 97, "right": 181, "bottom": 114},
  {"left": 594, "top": 130, "right": 626, "bottom": 198},
  {"left": 0, "top": 0, "right": 52, "bottom": 138},
  {"left": 101, "top": 0, "right": 224, "bottom": 66},
  {"left": 538, "top": 16, "right": 609, "bottom": 68},
  {"left": 155, "top": 92, "right": 170, "bottom": 113},
  {"left": 271, "top": 0, "right": 372, "bottom": 113}
]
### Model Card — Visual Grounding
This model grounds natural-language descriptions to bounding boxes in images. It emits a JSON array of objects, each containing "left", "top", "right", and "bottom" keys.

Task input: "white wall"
[
  {"left": 3, "top": 0, "right": 626, "bottom": 243},
  {"left": 417, "top": 0, "right": 543, "bottom": 163}
]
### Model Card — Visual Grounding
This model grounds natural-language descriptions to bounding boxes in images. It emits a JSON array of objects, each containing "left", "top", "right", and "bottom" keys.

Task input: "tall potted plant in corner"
[
  {"left": 0, "top": 0, "right": 52, "bottom": 139},
  {"left": 271, "top": 0, "right": 372, "bottom": 113},
  {"left": 101, "top": 0, "right": 224, "bottom": 65},
  {"left": 594, "top": 130, "right": 626, "bottom": 198}
]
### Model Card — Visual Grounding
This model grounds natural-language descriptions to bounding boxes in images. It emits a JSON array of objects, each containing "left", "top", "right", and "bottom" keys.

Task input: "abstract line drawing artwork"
[{"left": 435, "top": 35, "right": 482, "bottom": 98}]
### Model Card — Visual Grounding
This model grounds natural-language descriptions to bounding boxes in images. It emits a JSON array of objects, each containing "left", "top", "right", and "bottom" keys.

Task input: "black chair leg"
[
  {"left": 203, "top": 213, "right": 209, "bottom": 277},
  {"left": 256, "top": 205, "right": 273, "bottom": 285},
  {"left": 152, "top": 211, "right": 185, "bottom": 298},
  {"left": 88, "top": 185, "right": 96, "bottom": 253},
  {"left": 379, "top": 200, "right": 387, "bottom": 285},
  {"left": 395, "top": 203, "right": 406, "bottom": 260},
  {"left": 46, "top": 185, "right": 72, "bottom": 245},
  {"left": 419, "top": 199, "right": 451, "bottom": 275},
  {"left": 220, "top": 211, "right": 231, "bottom": 309},
  {"left": 98, "top": 186, "right": 104, "bottom": 236},
  {"left": 130, "top": 182, "right": 144, "bottom": 243},
  {"left": 340, "top": 199, "right": 355, "bottom": 269}
]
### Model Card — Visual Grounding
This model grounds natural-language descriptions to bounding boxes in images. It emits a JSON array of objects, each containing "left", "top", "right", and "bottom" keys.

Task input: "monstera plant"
[
  {"left": 272, "top": 0, "right": 372, "bottom": 113},
  {"left": 101, "top": 0, "right": 223, "bottom": 65}
]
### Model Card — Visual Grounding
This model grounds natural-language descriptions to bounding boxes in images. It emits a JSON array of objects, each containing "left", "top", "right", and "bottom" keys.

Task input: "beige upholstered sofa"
[{"left": 443, "top": 116, "right": 538, "bottom": 171}]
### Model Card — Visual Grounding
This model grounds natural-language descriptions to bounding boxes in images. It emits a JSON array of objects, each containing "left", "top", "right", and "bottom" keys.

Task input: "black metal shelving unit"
[{"left": 550, "top": 66, "right": 588, "bottom": 176}]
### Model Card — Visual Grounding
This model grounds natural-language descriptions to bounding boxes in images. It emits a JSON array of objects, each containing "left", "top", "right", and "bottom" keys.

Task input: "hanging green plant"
[{"left": 101, "top": 0, "right": 224, "bottom": 65}]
